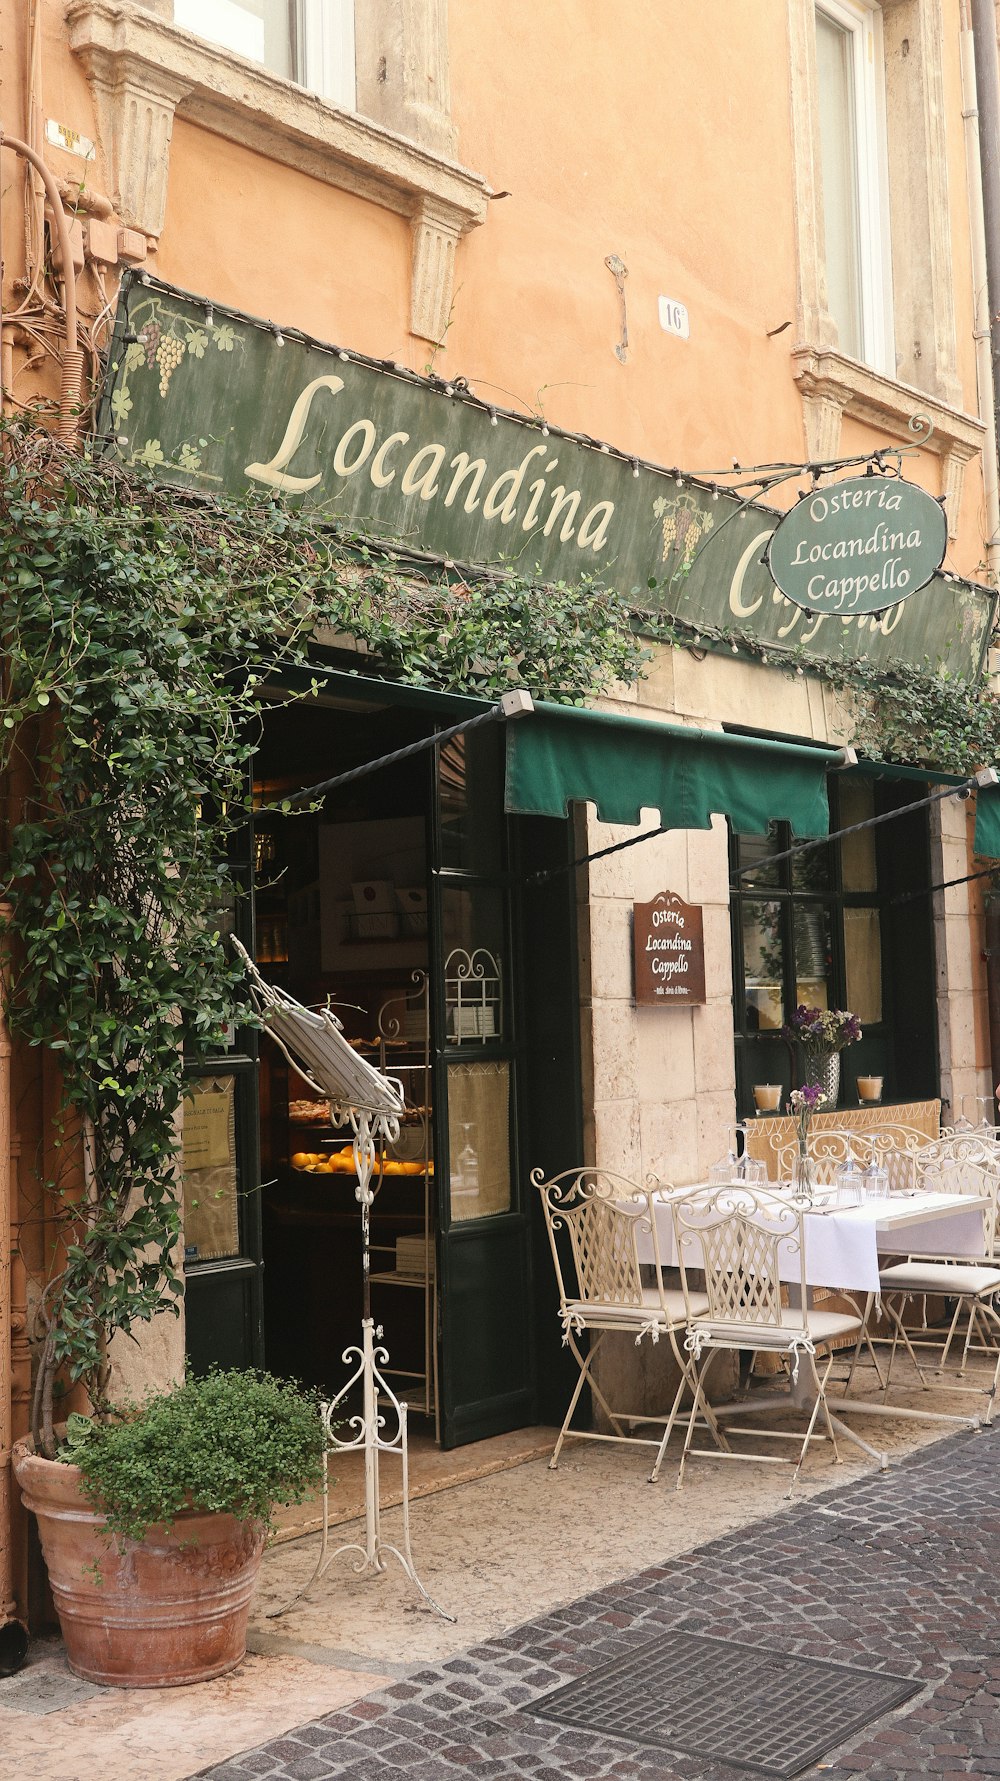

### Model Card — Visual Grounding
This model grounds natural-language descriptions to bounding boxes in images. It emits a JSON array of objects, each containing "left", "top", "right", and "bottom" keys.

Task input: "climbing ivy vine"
[
  {"left": 0, "top": 419, "right": 647, "bottom": 1454},
  {"left": 823, "top": 655, "right": 1000, "bottom": 778}
]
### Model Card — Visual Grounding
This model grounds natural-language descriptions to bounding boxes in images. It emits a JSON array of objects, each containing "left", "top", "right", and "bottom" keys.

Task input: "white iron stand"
[
  {"left": 272, "top": 1105, "right": 453, "bottom": 1622},
  {"left": 228, "top": 940, "right": 451, "bottom": 1623}
]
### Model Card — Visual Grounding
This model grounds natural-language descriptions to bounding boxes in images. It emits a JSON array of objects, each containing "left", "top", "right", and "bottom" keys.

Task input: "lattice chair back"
[
  {"left": 881, "top": 1145, "right": 919, "bottom": 1193},
  {"left": 773, "top": 1128, "right": 852, "bottom": 1188},
  {"left": 861, "top": 1125, "right": 937, "bottom": 1187},
  {"left": 917, "top": 1152, "right": 999, "bottom": 1255},
  {"left": 674, "top": 1187, "right": 805, "bottom": 1335},
  {"left": 859, "top": 1123, "right": 938, "bottom": 1154},
  {"left": 532, "top": 1167, "right": 655, "bottom": 1315},
  {"left": 915, "top": 1131, "right": 998, "bottom": 1176},
  {"left": 774, "top": 1124, "right": 932, "bottom": 1191}
]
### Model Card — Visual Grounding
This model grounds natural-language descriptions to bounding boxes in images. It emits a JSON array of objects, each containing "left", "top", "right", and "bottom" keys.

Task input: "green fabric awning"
[
  {"left": 974, "top": 785, "right": 1000, "bottom": 858},
  {"left": 504, "top": 703, "right": 837, "bottom": 835},
  {"left": 849, "top": 756, "right": 1000, "bottom": 858}
]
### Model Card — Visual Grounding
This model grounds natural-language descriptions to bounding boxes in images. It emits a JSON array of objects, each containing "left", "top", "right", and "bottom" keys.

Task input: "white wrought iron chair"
[
  {"left": 880, "top": 1130, "right": 999, "bottom": 1201},
  {"left": 672, "top": 1185, "right": 864, "bottom": 1494},
  {"left": 871, "top": 1151, "right": 1000, "bottom": 1421},
  {"left": 533, "top": 1167, "right": 726, "bottom": 1478},
  {"left": 772, "top": 1124, "right": 932, "bottom": 1191}
]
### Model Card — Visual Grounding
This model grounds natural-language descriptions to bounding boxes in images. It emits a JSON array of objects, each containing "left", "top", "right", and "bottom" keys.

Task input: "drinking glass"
[
  {"left": 835, "top": 1156, "right": 863, "bottom": 1206},
  {"left": 862, "top": 1160, "right": 889, "bottom": 1200}
]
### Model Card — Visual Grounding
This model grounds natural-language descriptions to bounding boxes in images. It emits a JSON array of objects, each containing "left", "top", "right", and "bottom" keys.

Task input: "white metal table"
[
  {"left": 642, "top": 1184, "right": 992, "bottom": 1456},
  {"left": 640, "top": 1185, "right": 989, "bottom": 1292}
]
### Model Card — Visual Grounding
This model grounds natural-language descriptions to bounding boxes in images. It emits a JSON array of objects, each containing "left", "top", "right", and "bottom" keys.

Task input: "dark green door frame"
[
  {"left": 430, "top": 725, "right": 537, "bottom": 1448},
  {"left": 183, "top": 668, "right": 583, "bottom": 1436},
  {"left": 183, "top": 835, "right": 266, "bottom": 1376}
]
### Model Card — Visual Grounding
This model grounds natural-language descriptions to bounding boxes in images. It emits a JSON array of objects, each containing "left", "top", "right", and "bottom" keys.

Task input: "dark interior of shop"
[
  {"left": 182, "top": 682, "right": 585, "bottom": 1446},
  {"left": 253, "top": 694, "right": 437, "bottom": 1412}
]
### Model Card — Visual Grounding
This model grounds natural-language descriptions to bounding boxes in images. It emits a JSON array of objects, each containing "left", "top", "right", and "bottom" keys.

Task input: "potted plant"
[
  {"left": 13, "top": 1370, "right": 324, "bottom": 1686},
  {"left": 0, "top": 430, "right": 348, "bottom": 1687}
]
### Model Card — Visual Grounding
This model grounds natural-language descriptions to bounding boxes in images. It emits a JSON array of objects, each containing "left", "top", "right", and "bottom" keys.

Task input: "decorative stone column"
[
  {"left": 67, "top": 10, "right": 190, "bottom": 240},
  {"left": 355, "top": 0, "right": 456, "bottom": 157},
  {"left": 411, "top": 197, "right": 465, "bottom": 344}
]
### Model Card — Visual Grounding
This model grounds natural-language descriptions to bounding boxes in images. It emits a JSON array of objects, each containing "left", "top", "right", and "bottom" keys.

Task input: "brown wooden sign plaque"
[{"left": 633, "top": 890, "right": 706, "bottom": 1007}]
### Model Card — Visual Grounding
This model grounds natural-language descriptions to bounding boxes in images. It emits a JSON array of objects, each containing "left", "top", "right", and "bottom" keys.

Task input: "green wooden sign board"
[
  {"left": 766, "top": 475, "right": 947, "bottom": 616},
  {"left": 97, "top": 276, "right": 995, "bottom": 679}
]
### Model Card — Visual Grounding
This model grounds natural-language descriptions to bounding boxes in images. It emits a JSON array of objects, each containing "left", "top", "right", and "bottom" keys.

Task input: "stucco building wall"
[{"left": 3, "top": 0, "right": 987, "bottom": 561}]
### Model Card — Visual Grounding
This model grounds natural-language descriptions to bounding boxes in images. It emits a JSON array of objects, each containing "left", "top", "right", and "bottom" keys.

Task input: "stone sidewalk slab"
[
  {"left": 195, "top": 1426, "right": 1000, "bottom": 1779},
  {"left": 0, "top": 1640, "right": 388, "bottom": 1781}
]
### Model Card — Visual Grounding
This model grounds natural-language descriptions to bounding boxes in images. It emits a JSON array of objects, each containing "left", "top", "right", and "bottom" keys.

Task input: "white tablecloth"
[{"left": 639, "top": 1188, "right": 988, "bottom": 1294}]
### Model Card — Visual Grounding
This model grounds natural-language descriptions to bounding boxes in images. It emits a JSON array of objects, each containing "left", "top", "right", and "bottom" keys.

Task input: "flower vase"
[
  {"left": 805, "top": 1049, "right": 840, "bottom": 1109},
  {"left": 792, "top": 1139, "right": 814, "bottom": 1205}
]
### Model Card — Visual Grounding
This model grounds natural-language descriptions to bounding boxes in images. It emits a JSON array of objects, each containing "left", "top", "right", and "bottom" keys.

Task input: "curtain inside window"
[
  {"left": 447, "top": 1062, "right": 511, "bottom": 1223},
  {"left": 815, "top": 7, "right": 863, "bottom": 358},
  {"left": 182, "top": 1074, "right": 240, "bottom": 1263},
  {"left": 173, "top": 0, "right": 294, "bottom": 79}
]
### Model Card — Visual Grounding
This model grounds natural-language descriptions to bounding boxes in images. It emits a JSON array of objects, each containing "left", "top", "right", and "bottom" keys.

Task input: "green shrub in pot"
[
  {"left": 14, "top": 1368, "right": 327, "bottom": 1686},
  {"left": 59, "top": 1369, "right": 326, "bottom": 1547}
]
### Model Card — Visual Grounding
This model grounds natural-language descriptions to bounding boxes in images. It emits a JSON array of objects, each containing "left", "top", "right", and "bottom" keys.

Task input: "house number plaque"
[{"left": 633, "top": 890, "right": 706, "bottom": 1007}]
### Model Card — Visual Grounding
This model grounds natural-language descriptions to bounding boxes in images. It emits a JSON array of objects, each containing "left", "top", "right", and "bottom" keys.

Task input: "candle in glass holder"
[
  {"left": 752, "top": 1084, "right": 782, "bottom": 1114},
  {"left": 857, "top": 1075, "right": 883, "bottom": 1104}
]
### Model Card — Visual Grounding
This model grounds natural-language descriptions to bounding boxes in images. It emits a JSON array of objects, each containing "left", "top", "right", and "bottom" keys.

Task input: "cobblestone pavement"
[{"left": 198, "top": 1427, "right": 1000, "bottom": 1780}]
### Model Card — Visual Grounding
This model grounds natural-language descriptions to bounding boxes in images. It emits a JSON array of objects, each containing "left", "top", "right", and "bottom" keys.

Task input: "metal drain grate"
[
  {"left": 0, "top": 1665, "right": 102, "bottom": 1717},
  {"left": 528, "top": 1628, "right": 920, "bottom": 1779}
]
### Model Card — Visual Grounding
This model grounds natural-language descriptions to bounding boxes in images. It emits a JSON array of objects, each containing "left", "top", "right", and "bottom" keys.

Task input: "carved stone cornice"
[
  {"left": 792, "top": 345, "right": 985, "bottom": 539},
  {"left": 66, "top": 0, "right": 490, "bottom": 338}
]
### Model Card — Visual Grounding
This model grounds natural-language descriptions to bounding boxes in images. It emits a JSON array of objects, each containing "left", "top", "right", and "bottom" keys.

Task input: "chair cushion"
[
  {"left": 691, "top": 1307, "right": 861, "bottom": 1350},
  {"left": 802, "top": 1308, "right": 864, "bottom": 1344},
  {"left": 566, "top": 1285, "right": 707, "bottom": 1326},
  {"left": 879, "top": 1261, "right": 1000, "bottom": 1297}
]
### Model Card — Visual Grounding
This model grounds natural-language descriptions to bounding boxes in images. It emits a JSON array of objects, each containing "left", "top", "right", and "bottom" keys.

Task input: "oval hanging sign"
[{"left": 766, "top": 475, "right": 946, "bottom": 616}]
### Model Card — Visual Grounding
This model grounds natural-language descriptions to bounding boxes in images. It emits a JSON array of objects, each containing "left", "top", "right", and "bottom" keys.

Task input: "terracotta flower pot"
[{"left": 13, "top": 1439, "right": 266, "bottom": 1687}]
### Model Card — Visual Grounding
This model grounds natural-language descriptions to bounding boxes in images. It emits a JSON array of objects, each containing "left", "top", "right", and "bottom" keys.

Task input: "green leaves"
[
  {"left": 821, "top": 656, "right": 1000, "bottom": 778},
  {"left": 61, "top": 1370, "right": 326, "bottom": 1545},
  {"left": 0, "top": 416, "right": 647, "bottom": 1435}
]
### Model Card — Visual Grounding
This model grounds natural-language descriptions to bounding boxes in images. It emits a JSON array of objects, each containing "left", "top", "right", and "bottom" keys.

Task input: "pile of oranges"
[{"left": 289, "top": 1147, "right": 431, "bottom": 1177}]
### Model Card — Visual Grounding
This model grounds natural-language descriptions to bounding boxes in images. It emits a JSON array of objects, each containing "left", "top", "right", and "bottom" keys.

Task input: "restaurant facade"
[{"left": 3, "top": 0, "right": 1000, "bottom": 1623}]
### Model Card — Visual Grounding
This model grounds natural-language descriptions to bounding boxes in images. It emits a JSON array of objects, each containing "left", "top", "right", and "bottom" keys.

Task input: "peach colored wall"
[
  {"left": 445, "top": 2, "right": 805, "bottom": 472},
  {"left": 1, "top": 0, "right": 987, "bottom": 576},
  {"left": 159, "top": 122, "right": 414, "bottom": 363}
]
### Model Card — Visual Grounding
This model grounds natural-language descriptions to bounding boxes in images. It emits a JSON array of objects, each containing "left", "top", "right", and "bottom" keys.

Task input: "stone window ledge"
[
  {"left": 66, "top": 0, "right": 491, "bottom": 342},
  {"left": 792, "top": 345, "right": 985, "bottom": 540}
]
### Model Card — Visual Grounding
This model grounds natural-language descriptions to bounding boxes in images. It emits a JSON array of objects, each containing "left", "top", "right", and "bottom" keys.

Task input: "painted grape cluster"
[
  {"left": 139, "top": 322, "right": 187, "bottom": 395},
  {"left": 652, "top": 492, "right": 714, "bottom": 574},
  {"left": 154, "top": 334, "right": 186, "bottom": 397}
]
